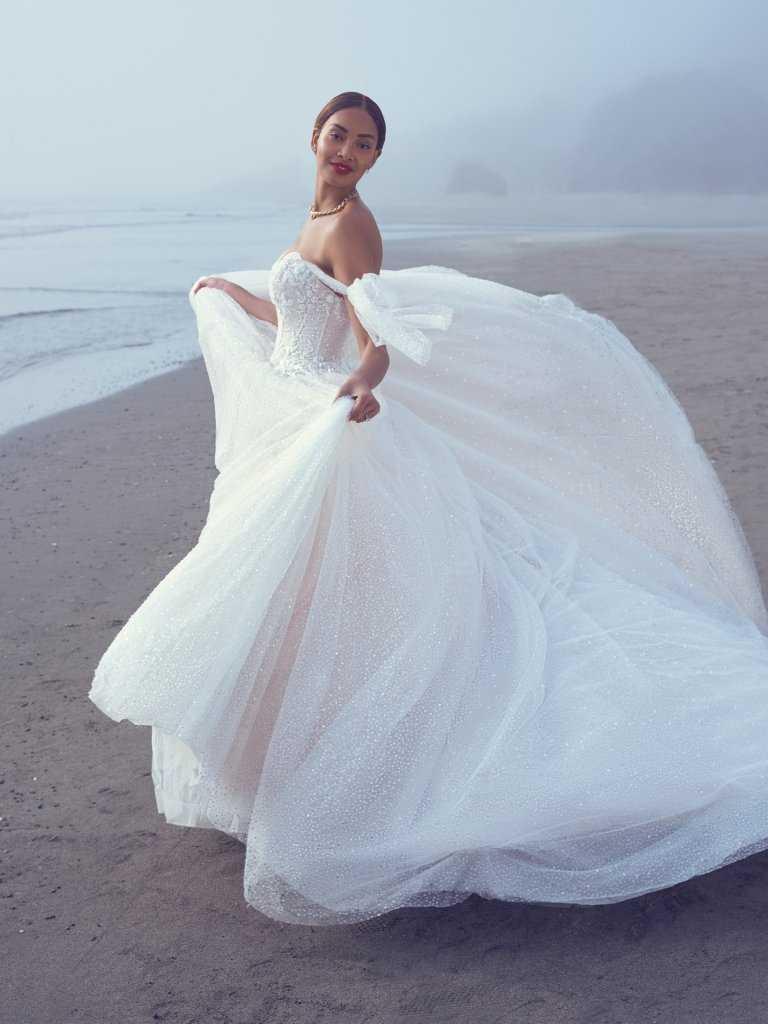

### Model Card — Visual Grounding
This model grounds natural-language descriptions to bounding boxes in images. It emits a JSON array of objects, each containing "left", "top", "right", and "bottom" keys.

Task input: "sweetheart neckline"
[{"left": 273, "top": 250, "right": 348, "bottom": 293}]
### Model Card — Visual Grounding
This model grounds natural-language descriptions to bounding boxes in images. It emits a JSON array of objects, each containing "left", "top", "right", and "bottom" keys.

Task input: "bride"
[{"left": 89, "top": 91, "right": 768, "bottom": 927}]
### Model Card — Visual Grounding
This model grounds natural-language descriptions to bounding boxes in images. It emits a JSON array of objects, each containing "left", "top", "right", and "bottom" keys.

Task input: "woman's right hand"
[
  {"left": 191, "top": 277, "right": 278, "bottom": 325},
  {"left": 192, "top": 276, "right": 232, "bottom": 295}
]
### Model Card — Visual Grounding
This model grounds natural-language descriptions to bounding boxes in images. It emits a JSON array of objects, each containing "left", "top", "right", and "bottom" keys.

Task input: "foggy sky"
[{"left": 2, "top": 0, "right": 767, "bottom": 204}]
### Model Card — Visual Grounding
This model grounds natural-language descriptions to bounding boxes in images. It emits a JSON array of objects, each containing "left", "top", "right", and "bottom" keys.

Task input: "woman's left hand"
[{"left": 333, "top": 377, "right": 381, "bottom": 423}]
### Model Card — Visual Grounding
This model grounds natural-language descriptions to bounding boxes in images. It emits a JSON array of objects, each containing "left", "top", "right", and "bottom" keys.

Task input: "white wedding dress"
[{"left": 88, "top": 248, "right": 768, "bottom": 926}]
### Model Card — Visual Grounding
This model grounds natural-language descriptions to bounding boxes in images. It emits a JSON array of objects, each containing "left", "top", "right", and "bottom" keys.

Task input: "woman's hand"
[
  {"left": 333, "top": 376, "right": 380, "bottom": 423},
  {"left": 191, "top": 277, "right": 278, "bottom": 324},
  {"left": 192, "top": 276, "right": 233, "bottom": 296}
]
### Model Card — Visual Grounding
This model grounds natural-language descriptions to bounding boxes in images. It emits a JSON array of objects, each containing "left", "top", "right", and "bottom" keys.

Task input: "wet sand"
[{"left": 2, "top": 228, "right": 768, "bottom": 1023}]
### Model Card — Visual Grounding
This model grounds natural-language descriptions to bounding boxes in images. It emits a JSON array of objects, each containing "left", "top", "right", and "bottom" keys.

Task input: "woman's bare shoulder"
[{"left": 329, "top": 200, "right": 382, "bottom": 271}]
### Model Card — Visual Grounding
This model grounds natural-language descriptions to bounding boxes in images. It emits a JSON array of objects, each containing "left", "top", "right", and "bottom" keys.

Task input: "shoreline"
[{"left": 3, "top": 225, "right": 768, "bottom": 440}]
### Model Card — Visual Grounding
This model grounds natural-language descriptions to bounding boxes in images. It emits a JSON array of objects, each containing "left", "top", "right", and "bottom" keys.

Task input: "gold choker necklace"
[{"left": 309, "top": 188, "right": 359, "bottom": 219}]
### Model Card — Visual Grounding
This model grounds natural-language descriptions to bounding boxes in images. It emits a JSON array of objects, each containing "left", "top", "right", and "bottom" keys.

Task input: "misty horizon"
[{"left": 2, "top": 0, "right": 767, "bottom": 221}]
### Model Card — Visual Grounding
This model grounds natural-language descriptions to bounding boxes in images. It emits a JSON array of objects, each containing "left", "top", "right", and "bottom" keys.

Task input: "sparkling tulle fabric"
[{"left": 89, "top": 250, "right": 768, "bottom": 926}]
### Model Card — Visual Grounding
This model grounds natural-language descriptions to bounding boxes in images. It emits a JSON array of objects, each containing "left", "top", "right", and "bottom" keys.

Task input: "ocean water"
[{"left": 1, "top": 196, "right": 758, "bottom": 437}]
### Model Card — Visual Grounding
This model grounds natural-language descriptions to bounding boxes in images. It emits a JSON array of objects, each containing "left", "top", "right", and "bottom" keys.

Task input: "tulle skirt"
[{"left": 89, "top": 265, "right": 768, "bottom": 925}]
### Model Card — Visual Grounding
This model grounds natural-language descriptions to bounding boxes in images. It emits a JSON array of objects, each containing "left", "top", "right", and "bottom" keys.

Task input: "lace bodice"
[{"left": 268, "top": 251, "right": 359, "bottom": 377}]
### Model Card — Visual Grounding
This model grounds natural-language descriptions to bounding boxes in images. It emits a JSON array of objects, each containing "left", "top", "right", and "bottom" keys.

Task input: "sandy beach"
[{"left": 3, "top": 229, "right": 768, "bottom": 1023}]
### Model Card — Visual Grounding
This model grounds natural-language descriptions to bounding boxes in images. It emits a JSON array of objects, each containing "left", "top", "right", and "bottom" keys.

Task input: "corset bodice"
[{"left": 268, "top": 251, "right": 359, "bottom": 377}]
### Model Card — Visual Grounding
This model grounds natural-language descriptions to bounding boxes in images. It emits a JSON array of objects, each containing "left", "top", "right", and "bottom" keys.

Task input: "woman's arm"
[
  {"left": 330, "top": 234, "right": 388, "bottom": 423},
  {"left": 344, "top": 300, "right": 391, "bottom": 390},
  {"left": 192, "top": 277, "right": 278, "bottom": 326},
  {"left": 332, "top": 343, "right": 388, "bottom": 423}
]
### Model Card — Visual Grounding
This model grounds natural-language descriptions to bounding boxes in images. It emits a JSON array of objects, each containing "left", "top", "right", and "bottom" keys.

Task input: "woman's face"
[{"left": 313, "top": 107, "right": 380, "bottom": 188}]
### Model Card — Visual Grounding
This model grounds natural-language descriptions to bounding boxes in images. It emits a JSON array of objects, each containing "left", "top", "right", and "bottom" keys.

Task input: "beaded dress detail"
[
  {"left": 89, "top": 248, "right": 768, "bottom": 926},
  {"left": 268, "top": 251, "right": 358, "bottom": 377}
]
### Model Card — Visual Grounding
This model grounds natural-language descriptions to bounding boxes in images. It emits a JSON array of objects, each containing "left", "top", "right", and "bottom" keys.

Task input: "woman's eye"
[{"left": 327, "top": 130, "right": 369, "bottom": 149}]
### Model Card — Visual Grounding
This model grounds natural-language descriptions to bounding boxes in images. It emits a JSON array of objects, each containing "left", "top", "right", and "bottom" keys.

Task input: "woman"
[{"left": 89, "top": 92, "right": 768, "bottom": 927}]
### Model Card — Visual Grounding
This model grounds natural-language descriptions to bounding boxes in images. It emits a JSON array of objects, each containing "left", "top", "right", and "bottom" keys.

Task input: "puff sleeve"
[{"left": 345, "top": 272, "right": 454, "bottom": 366}]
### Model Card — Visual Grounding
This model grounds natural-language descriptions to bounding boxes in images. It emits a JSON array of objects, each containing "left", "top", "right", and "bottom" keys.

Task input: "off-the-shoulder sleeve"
[{"left": 345, "top": 272, "right": 454, "bottom": 366}]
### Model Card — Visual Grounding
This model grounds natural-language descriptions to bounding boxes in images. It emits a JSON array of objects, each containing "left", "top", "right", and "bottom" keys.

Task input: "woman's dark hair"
[{"left": 312, "top": 92, "right": 386, "bottom": 153}]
